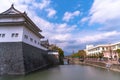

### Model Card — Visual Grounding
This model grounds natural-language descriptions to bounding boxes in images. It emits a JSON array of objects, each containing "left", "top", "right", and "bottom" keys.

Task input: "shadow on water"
[{"left": 0, "top": 65, "right": 120, "bottom": 80}]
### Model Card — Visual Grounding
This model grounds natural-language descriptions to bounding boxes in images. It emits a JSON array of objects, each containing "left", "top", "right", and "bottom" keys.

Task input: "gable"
[{"left": 1, "top": 4, "right": 22, "bottom": 15}]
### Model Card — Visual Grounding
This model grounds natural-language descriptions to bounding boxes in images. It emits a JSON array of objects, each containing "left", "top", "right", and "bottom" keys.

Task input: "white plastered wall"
[
  {"left": 22, "top": 26, "right": 48, "bottom": 50},
  {"left": 0, "top": 26, "right": 23, "bottom": 42}
]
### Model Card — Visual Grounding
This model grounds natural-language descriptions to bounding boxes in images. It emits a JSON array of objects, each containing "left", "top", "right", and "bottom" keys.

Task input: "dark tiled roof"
[{"left": 0, "top": 4, "right": 44, "bottom": 38}]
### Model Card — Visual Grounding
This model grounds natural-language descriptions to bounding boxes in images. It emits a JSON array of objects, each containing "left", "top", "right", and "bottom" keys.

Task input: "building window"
[
  {"left": 38, "top": 42, "right": 39, "bottom": 45},
  {"left": 15, "top": 33, "right": 18, "bottom": 37},
  {"left": 0, "top": 34, "right": 5, "bottom": 38},
  {"left": 30, "top": 38, "right": 33, "bottom": 42},
  {"left": 11, "top": 33, "right": 14, "bottom": 37},
  {"left": 34, "top": 40, "right": 37, "bottom": 44},
  {"left": 102, "top": 47, "right": 104, "bottom": 50},
  {"left": 24, "top": 35, "right": 28, "bottom": 39},
  {"left": 2, "top": 34, "right": 5, "bottom": 37},
  {"left": 11, "top": 33, "right": 18, "bottom": 37}
]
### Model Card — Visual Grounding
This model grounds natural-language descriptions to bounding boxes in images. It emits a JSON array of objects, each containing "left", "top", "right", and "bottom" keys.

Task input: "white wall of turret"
[
  {"left": 0, "top": 26, "right": 47, "bottom": 50},
  {"left": 22, "top": 26, "right": 47, "bottom": 50},
  {"left": 0, "top": 17, "right": 24, "bottom": 42},
  {"left": 0, "top": 26, "right": 23, "bottom": 42}
]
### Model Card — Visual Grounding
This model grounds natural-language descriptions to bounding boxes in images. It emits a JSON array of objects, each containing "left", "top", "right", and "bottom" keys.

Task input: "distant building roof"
[
  {"left": 86, "top": 44, "right": 110, "bottom": 50},
  {"left": 41, "top": 39, "right": 50, "bottom": 49}
]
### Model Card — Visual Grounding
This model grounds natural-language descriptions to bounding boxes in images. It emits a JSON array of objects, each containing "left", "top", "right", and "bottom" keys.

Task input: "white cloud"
[
  {"left": 39, "top": 0, "right": 51, "bottom": 10},
  {"left": 63, "top": 11, "right": 80, "bottom": 22},
  {"left": 51, "top": 34, "right": 71, "bottom": 41},
  {"left": 46, "top": 8, "right": 56, "bottom": 18},
  {"left": 15, "top": 0, "right": 34, "bottom": 4},
  {"left": 81, "top": 0, "right": 120, "bottom": 31},
  {"left": 33, "top": 0, "right": 51, "bottom": 10},
  {"left": 32, "top": 0, "right": 57, "bottom": 18},
  {"left": 55, "top": 23, "right": 77, "bottom": 33},
  {"left": 89, "top": 0, "right": 120, "bottom": 24},
  {"left": 1, "top": 0, "right": 120, "bottom": 54},
  {"left": 0, "top": 1, "right": 75, "bottom": 51},
  {"left": 78, "top": 31, "right": 120, "bottom": 43},
  {"left": 0, "top": 0, "right": 12, "bottom": 12},
  {"left": 27, "top": 12, "right": 77, "bottom": 45},
  {"left": 80, "top": 17, "right": 89, "bottom": 23}
]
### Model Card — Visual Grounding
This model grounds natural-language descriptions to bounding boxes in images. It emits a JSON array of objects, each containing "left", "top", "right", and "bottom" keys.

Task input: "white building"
[
  {"left": 111, "top": 42, "right": 120, "bottom": 51},
  {"left": 85, "top": 42, "right": 120, "bottom": 59}
]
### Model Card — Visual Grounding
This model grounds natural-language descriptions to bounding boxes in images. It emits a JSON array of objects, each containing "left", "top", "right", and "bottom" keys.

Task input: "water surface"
[{"left": 0, "top": 65, "right": 120, "bottom": 80}]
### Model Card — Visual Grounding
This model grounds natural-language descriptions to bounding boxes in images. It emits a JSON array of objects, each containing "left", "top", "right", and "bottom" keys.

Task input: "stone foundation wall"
[
  {"left": 0, "top": 42, "right": 58, "bottom": 75},
  {"left": 22, "top": 42, "right": 49, "bottom": 73},
  {"left": 0, "top": 42, "right": 25, "bottom": 75}
]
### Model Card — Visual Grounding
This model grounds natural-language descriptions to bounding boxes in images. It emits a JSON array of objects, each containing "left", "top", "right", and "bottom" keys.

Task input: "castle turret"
[{"left": 0, "top": 5, "right": 51, "bottom": 75}]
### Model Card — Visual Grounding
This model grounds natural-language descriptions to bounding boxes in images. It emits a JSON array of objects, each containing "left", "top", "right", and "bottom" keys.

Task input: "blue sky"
[{"left": 1, "top": 0, "right": 120, "bottom": 55}]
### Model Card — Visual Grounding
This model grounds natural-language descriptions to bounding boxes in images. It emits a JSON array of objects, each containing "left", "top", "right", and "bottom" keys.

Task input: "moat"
[{"left": 0, "top": 65, "right": 120, "bottom": 80}]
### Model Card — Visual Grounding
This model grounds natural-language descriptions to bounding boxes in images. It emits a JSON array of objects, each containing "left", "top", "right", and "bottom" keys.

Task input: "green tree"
[
  {"left": 78, "top": 50, "right": 86, "bottom": 59},
  {"left": 51, "top": 45, "right": 64, "bottom": 64},
  {"left": 71, "top": 52, "right": 79, "bottom": 58},
  {"left": 116, "top": 49, "right": 120, "bottom": 58},
  {"left": 58, "top": 48, "right": 64, "bottom": 64}
]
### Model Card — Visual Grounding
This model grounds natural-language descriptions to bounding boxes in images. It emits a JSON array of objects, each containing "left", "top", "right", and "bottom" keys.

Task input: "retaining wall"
[
  {"left": 0, "top": 42, "right": 58, "bottom": 75},
  {"left": 85, "top": 61, "right": 120, "bottom": 72}
]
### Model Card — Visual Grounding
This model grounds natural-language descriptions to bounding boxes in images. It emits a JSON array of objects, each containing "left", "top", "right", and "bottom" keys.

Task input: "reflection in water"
[{"left": 0, "top": 65, "right": 120, "bottom": 80}]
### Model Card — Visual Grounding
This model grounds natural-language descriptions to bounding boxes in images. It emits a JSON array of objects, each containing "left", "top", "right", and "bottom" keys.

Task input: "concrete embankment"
[
  {"left": 69, "top": 58, "right": 120, "bottom": 72},
  {"left": 83, "top": 61, "right": 120, "bottom": 72},
  {"left": 110, "top": 64, "right": 120, "bottom": 72}
]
